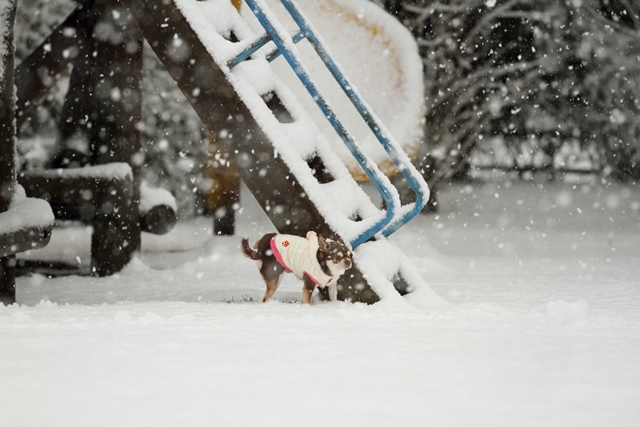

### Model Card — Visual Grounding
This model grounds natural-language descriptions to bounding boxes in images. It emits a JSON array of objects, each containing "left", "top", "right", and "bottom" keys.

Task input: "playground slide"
[
  {"left": 141, "top": 0, "right": 443, "bottom": 306},
  {"left": 242, "top": 0, "right": 425, "bottom": 181},
  {"left": 176, "top": 0, "right": 387, "bottom": 243}
]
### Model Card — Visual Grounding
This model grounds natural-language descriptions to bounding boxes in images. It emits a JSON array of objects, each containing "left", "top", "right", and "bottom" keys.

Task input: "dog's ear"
[
  {"left": 335, "top": 234, "right": 345, "bottom": 245},
  {"left": 317, "top": 233, "right": 328, "bottom": 252}
]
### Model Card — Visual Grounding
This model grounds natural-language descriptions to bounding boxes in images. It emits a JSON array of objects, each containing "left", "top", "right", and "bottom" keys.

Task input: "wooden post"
[
  {"left": 1, "top": 0, "right": 52, "bottom": 303},
  {"left": 207, "top": 0, "right": 276, "bottom": 238},
  {"left": 0, "top": 256, "right": 16, "bottom": 305},
  {"left": 0, "top": 0, "right": 17, "bottom": 212},
  {"left": 0, "top": 0, "right": 18, "bottom": 303},
  {"left": 55, "top": 0, "right": 143, "bottom": 273},
  {"left": 207, "top": 135, "right": 240, "bottom": 235},
  {"left": 57, "top": 0, "right": 142, "bottom": 169},
  {"left": 91, "top": 177, "right": 138, "bottom": 276}
]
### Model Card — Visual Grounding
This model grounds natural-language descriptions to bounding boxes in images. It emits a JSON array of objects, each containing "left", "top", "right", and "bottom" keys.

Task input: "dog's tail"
[{"left": 241, "top": 237, "right": 262, "bottom": 261}]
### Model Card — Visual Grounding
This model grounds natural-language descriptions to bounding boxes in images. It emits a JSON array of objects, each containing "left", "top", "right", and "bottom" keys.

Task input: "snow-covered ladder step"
[
  {"left": 231, "top": 0, "right": 429, "bottom": 248},
  {"left": 176, "top": 0, "right": 395, "bottom": 246}
]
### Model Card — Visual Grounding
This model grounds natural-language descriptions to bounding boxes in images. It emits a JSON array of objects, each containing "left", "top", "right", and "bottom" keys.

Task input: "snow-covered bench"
[
  {"left": 0, "top": 186, "right": 54, "bottom": 257},
  {"left": 139, "top": 181, "right": 178, "bottom": 235},
  {"left": 18, "top": 164, "right": 151, "bottom": 277},
  {"left": 0, "top": 186, "right": 54, "bottom": 304},
  {"left": 18, "top": 164, "right": 178, "bottom": 276}
]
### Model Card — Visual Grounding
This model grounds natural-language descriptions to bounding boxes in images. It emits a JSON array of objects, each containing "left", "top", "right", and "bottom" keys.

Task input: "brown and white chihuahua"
[{"left": 241, "top": 231, "right": 353, "bottom": 304}]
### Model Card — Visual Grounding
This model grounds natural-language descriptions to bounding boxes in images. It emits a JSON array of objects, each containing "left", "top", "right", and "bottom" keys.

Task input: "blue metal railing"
[{"left": 233, "top": 0, "right": 429, "bottom": 247}]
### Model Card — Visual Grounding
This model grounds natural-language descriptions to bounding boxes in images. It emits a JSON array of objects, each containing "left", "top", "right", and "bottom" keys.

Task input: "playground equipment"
[
  {"left": 207, "top": 0, "right": 427, "bottom": 236},
  {"left": 236, "top": 0, "right": 428, "bottom": 246},
  {"left": 8, "top": 0, "right": 441, "bottom": 305},
  {"left": 120, "top": 0, "right": 436, "bottom": 304}
]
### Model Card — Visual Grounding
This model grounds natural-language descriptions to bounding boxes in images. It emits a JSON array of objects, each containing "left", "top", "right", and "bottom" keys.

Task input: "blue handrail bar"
[
  {"left": 238, "top": 0, "right": 428, "bottom": 247},
  {"left": 265, "top": 30, "right": 306, "bottom": 62},
  {"left": 278, "top": 0, "right": 428, "bottom": 238},
  {"left": 228, "top": 30, "right": 306, "bottom": 68},
  {"left": 244, "top": 0, "right": 398, "bottom": 248},
  {"left": 228, "top": 33, "right": 271, "bottom": 69}
]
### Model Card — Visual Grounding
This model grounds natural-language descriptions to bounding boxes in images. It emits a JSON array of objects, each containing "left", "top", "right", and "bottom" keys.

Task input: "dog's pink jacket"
[{"left": 270, "top": 232, "right": 334, "bottom": 287}]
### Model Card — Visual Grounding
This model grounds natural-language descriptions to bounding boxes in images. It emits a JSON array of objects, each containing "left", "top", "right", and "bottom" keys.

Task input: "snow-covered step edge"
[
  {"left": 234, "top": 0, "right": 405, "bottom": 228},
  {"left": 355, "top": 238, "right": 448, "bottom": 311},
  {"left": 243, "top": 0, "right": 425, "bottom": 179},
  {"left": 139, "top": 181, "right": 178, "bottom": 215},
  {"left": 229, "top": 59, "right": 388, "bottom": 242},
  {"left": 259, "top": 0, "right": 429, "bottom": 204},
  {"left": 23, "top": 163, "right": 133, "bottom": 180},
  {"left": 0, "top": 185, "right": 54, "bottom": 235}
]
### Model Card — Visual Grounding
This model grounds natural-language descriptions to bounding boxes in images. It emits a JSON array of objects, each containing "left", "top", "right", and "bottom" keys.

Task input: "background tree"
[
  {"left": 381, "top": 0, "right": 640, "bottom": 191},
  {"left": 574, "top": 0, "right": 640, "bottom": 182},
  {"left": 14, "top": 0, "right": 209, "bottom": 216}
]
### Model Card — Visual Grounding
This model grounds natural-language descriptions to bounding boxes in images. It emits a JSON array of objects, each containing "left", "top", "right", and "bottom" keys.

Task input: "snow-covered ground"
[{"left": 2, "top": 178, "right": 639, "bottom": 426}]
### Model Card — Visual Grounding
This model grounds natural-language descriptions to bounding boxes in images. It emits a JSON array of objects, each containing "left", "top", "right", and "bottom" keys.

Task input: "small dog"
[{"left": 241, "top": 231, "right": 353, "bottom": 304}]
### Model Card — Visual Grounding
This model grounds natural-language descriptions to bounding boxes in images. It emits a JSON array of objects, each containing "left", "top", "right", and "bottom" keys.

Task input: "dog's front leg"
[
  {"left": 328, "top": 282, "right": 338, "bottom": 302},
  {"left": 302, "top": 277, "right": 315, "bottom": 304}
]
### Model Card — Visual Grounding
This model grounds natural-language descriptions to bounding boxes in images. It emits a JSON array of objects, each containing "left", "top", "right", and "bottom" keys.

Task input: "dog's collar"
[{"left": 304, "top": 274, "right": 333, "bottom": 287}]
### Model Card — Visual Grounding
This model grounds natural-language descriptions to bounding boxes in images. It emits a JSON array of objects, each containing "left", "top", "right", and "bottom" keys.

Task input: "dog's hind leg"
[
  {"left": 260, "top": 261, "right": 285, "bottom": 302},
  {"left": 262, "top": 273, "right": 283, "bottom": 302}
]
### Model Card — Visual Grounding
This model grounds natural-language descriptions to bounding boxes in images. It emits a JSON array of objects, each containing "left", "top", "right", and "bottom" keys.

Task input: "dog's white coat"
[{"left": 271, "top": 233, "right": 335, "bottom": 287}]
